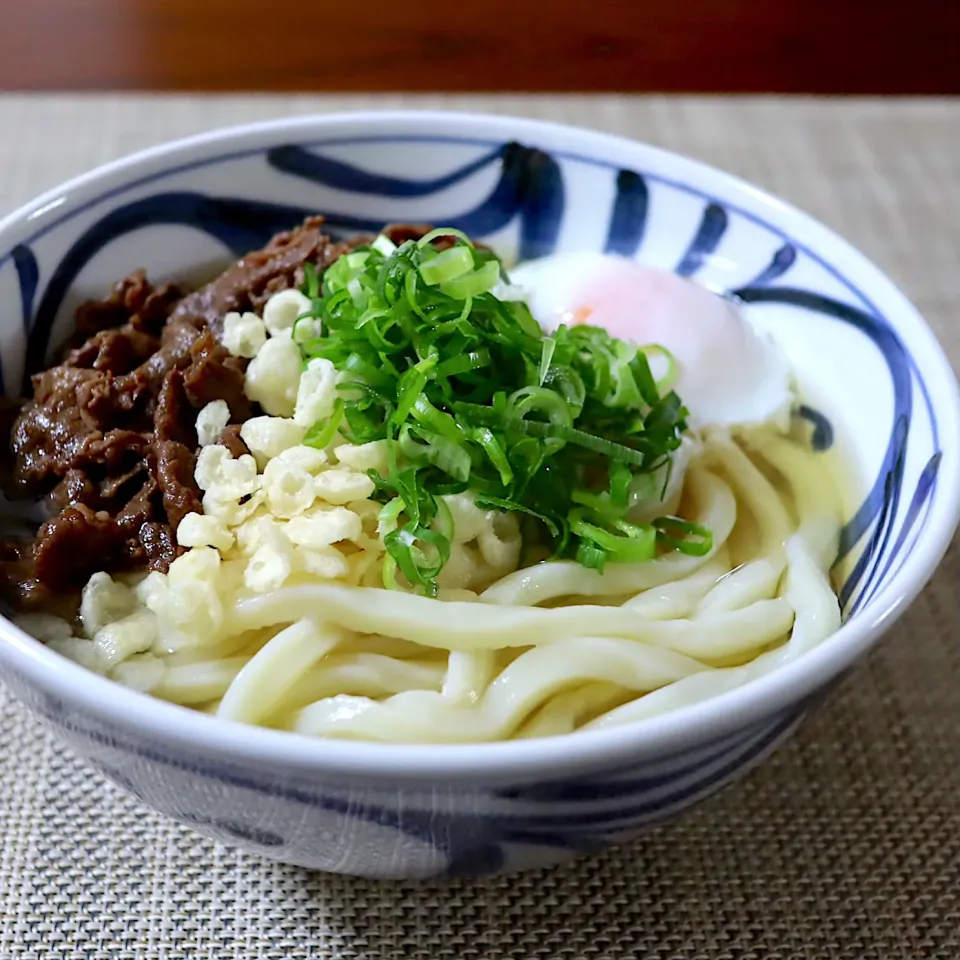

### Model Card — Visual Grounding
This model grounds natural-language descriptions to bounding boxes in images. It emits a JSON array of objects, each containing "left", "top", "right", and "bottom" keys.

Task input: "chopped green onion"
[
  {"left": 291, "top": 226, "right": 697, "bottom": 593},
  {"left": 372, "top": 234, "right": 398, "bottom": 257},
  {"left": 475, "top": 495, "right": 559, "bottom": 538},
  {"left": 419, "top": 246, "right": 474, "bottom": 286},
  {"left": 628, "top": 350, "right": 661, "bottom": 408},
  {"left": 641, "top": 344, "right": 678, "bottom": 393},
  {"left": 470, "top": 428, "right": 513, "bottom": 487},
  {"left": 302, "top": 399, "right": 344, "bottom": 450},
  {"left": 509, "top": 386, "right": 574, "bottom": 427},
  {"left": 439, "top": 260, "right": 500, "bottom": 300},
  {"left": 377, "top": 496, "right": 406, "bottom": 537},
  {"left": 436, "top": 349, "right": 491, "bottom": 378},
  {"left": 410, "top": 395, "right": 463, "bottom": 444},
  {"left": 609, "top": 462, "right": 632, "bottom": 510},
  {"left": 422, "top": 433, "right": 472, "bottom": 483},
  {"left": 576, "top": 539, "right": 608, "bottom": 571},
  {"left": 518, "top": 421, "right": 646, "bottom": 466},
  {"left": 384, "top": 525, "right": 451, "bottom": 598},
  {"left": 569, "top": 511, "right": 657, "bottom": 564},
  {"left": 392, "top": 354, "right": 438, "bottom": 425},
  {"left": 302, "top": 262, "right": 320, "bottom": 299},
  {"left": 538, "top": 337, "right": 556, "bottom": 387},
  {"left": 416, "top": 227, "right": 474, "bottom": 248},
  {"left": 652, "top": 516, "right": 713, "bottom": 556}
]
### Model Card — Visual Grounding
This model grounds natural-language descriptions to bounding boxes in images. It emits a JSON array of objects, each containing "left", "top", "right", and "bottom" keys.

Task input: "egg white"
[{"left": 510, "top": 253, "right": 794, "bottom": 432}]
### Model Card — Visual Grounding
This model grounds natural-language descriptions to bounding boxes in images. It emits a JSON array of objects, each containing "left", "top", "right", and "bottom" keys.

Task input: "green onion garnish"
[
  {"left": 652, "top": 516, "right": 714, "bottom": 556},
  {"left": 295, "top": 230, "right": 694, "bottom": 594}
]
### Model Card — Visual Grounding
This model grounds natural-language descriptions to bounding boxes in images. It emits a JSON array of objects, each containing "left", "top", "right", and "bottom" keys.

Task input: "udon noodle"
[{"left": 21, "top": 426, "right": 842, "bottom": 743}]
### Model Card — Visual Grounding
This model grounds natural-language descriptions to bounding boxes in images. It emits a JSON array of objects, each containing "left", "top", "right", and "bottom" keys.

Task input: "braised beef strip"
[{"left": 0, "top": 218, "right": 435, "bottom": 614}]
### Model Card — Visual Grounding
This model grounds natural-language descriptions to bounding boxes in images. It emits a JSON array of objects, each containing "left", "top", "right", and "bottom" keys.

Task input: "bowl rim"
[{"left": 1, "top": 108, "right": 958, "bottom": 784}]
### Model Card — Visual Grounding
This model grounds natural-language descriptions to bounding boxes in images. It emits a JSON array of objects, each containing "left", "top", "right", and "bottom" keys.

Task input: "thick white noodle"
[
  {"left": 82, "top": 429, "right": 845, "bottom": 744},
  {"left": 781, "top": 534, "right": 842, "bottom": 656},
  {"left": 155, "top": 656, "right": 252, "bottom": 705},
  {"left": 748, "top": 434, "right": 842, "bottom": 654},
  {"left": 516, "top": 682, "right": 628, "bottom": 739},
  {"left": 707, "top": 434, "right": 793, "bottom": 555},
  {"left": 292, "top": 637, "right": 711, "bottom": 742},
  {"left": 442, "top": 651, "right": 498, "bottom": 703},
  {"left": 584, "top": 433, "right": 843, "bottom": 731},
  {"left": 622, "top": 548, "right": 730, "bottom": 618},
  {"left": 334, "top": 635, "right": 445, "bottom": 660},
  {"left": 695, "top": 556, "right": 785, "bottom": 616},
  {"left": 279, "top": 655, "right": 445, "bottom": 713},
  {"left": 478, "top": 468, "right": 736, "bottom": 606},
  {"left": 224, "top": 585, "right": 794, "bottom": 661},
  {"left": 583, "top": 646, "right": 788, "bottom": 730},
  {"left": 217, "top": 619, "right": 347, "bottom": 724},
  {"left": 752, "top": 434, "right": 842, "bottom": 568}
]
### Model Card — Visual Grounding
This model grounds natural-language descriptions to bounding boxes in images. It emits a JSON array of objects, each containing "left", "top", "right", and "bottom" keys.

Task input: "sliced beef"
[
  {"left": 11, "top": 367, "right": 154, "bottom": 495},
  {"left": 117, "top": 472, "right": 160, "bottom": 536},
  {"left": 74, "top": 429, "right": 152, "bottom": 475},
  {"left": 98, "top": 464, "right": 152, "bottom": 510},
  {"left": 183, "top": 329, "right": 251, "bottom": 421},
  {"left": 155, "top": 369, "right": 196, "bottom": 447},
  {"left": 11, "top": 367, "right": 106, "bottom": 493},
  {"left": 169, "top": 216, "right": 359, "bottom": 336},
  {"left": 381, "top": 223, "right": 438, "bottom": 246},
  {"left": 32, "top": 506, "right": 130, "bottom": 588},
  {"left": 218, "top": 424, "right": 250, "bottom": 460},
  {"left": 73, "top": 270, "right": 183, "bottom": 343},
  {"left": 0, "top": 539, "right": 75, "bottom": 615},
  {"left": 0, "top": 215, "right": 398, "bottom": 615},
  {"left": 154, "top": 439, "right": 202, "bottom": 531},
  {"left": 66, "top": 325, "right": 160, "bottom": 374},
  {"left": 76, "top": 370, "right": 153, "bottom": 432},
  {"left": 138, "top": 522, "right": 183, "bottom": 571},
  {"left": 43, "top": 469, "right": 99, "bottom": 514},
  {"left": 380, "top": 223, "right": 477, "bottom": 251}
]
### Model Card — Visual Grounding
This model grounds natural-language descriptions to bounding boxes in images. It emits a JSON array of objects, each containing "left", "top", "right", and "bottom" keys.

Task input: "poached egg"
[{"left": 509, "top": 252, "right": 793, "bottom": 432}]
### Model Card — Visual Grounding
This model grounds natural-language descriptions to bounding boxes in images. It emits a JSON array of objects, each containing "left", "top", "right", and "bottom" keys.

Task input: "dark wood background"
[{"left": 2, "top": 0, "right": 959, "bottom": 93}]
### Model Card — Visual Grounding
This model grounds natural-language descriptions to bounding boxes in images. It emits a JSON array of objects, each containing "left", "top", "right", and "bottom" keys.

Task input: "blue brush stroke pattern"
[
  {"left": 174, "top": 811, "right": 286, "bottom": 848},
  {"left": 735, "top": 286, "right": 917, "bottom": 610},
  {"left": 5, "top": 245, "right": 40, "bottom": 395},
  {"left": 7, "top": 150, "right": 930, "bottom": 632},
  {"left": 42, "top": 693, "right": 806, "bottom": 876},
  {"left": 676, "top": 203, "right": 728, "bottom": 276},
  {"left": 23, "top": 143, "right": 566, "bottom": 385},
  {"left": 267, "top": 143, "right": 504, "bottom": 197},
  {"left": 0, "top": 129, "right": 934, "bottom": 476},
  {"left": 859, "top": 452, "right": 941, "bottom": 610},
  {"left": 517, "top": 146, "right": 565, "bottom": 261},
  {"left": 842, "top": 416, "right": 908, "bottom": 611},
  {"left": 604, "top": 170, "right": 649, "bottom": 256},
  {"left": 797, "top": 404, "right": 834, "bottom": 452},
  {"left": 22, "top": 193, "right": 316, "bottom": 387},
  {"left": 746, "top": 243, "right": 797, "bottom": 287},
  {"left": 857, "top": 451, "right": 943, "bottom": 605},
  {"left": 267, "top": 140, "right": 564, "bottom": 262},
  {"left": 12, "top": 245, "right": 38, "bottom": 334}
]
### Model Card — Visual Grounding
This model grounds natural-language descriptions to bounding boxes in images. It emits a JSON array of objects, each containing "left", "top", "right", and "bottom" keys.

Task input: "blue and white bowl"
[{"left": 0, "top": 111, "right": 956, "bottom": 879}]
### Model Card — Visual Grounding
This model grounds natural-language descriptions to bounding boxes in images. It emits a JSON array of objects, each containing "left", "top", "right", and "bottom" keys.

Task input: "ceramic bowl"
[{"left": 0, "top": 111, "right": 956, "bottom": 879}]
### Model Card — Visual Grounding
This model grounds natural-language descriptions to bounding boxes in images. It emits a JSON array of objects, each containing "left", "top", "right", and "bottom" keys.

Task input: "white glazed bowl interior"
[{"left": 0, "top": 111, "right": 956, "bottom": 878}]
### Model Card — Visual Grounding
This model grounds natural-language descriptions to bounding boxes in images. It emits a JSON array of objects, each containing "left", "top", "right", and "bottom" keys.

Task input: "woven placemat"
[{"left": 0, "top": 95, "right": 958, "bottom": 959}]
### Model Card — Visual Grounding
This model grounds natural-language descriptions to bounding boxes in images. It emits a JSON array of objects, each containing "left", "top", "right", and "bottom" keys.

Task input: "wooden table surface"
[{"left": 2, "top": 0, "right": 960, "bottom": 94}]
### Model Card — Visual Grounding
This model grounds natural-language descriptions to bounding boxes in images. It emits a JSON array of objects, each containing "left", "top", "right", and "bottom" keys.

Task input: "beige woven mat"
[{"left": 0, "top": 95, "right": 958, "bottom": 959}]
